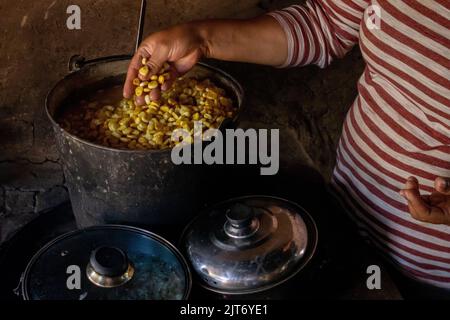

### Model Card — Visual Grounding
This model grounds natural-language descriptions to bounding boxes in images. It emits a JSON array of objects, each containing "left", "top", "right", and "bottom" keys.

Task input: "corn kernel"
[
  {"left": 148, "top": 81, "right": 159, "bottom": 89},
  {"left": 139, "top": 66, "right": 149, "bottom": 77},
  {"left": 135, "top": 86, "right": 144, "bottom": 97}
]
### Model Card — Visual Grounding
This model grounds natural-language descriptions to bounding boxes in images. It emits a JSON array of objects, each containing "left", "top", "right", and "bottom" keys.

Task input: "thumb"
[
  {"left": 172, "top": 50, "right": 202, "bottom": 75},
  {"left": 435, "top": 177, "right": 450, "bottom": 195},
  {"left": 139, "top": 46, "right": 169, "bottom": 80}
]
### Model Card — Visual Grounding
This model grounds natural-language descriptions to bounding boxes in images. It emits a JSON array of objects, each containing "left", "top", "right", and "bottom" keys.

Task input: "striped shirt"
[{"left": 268, "top": 0, "right": 450, "bottom": 289}]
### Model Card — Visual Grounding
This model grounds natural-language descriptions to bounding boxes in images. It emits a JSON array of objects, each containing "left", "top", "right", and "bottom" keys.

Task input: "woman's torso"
[{"left": 332, "top": 0, "right": 450, "bottom": 288}]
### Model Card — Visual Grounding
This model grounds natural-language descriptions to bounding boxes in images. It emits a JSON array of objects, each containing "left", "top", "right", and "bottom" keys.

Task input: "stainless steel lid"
[{"left": 180, "top": 196, "right": 318, "bottom": 294}]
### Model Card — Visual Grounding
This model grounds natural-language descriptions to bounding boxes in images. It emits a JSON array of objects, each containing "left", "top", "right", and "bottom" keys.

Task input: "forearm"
[{"left": 193, "top": 15, "right": 288, "bottom": 67}]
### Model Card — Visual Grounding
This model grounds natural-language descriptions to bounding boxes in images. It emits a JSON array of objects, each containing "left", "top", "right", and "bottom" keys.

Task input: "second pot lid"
[
  {"left": 180, "top": 196, "right": 318, "bottom": 294},
  {"left": 21, "top": 225, "right": 191, "bottom": 300}
]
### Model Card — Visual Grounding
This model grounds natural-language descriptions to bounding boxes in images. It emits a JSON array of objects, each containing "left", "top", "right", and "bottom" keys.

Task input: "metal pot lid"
[
  {"left": 21, "top": 225, "right": 191, "bottom": 300},
  {"left": 180, "top": 195, "right": 318, "bottom": 294}
]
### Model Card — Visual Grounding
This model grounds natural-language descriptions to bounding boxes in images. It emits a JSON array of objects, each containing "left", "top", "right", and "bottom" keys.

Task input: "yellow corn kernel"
[
  {"left": 122, "top": 127, "right": 132, "bottom": 135},
  {"left": 111, "top": 131, "right": 122, "bottom": 139},
  {"left": 139, "top": 65, "right": 149, "bottom": 77},
  {"left": 135, "top": 86, "right": 144, "bottom": 97},
  {"left": 148, "top": 105, "right": 158, "bottom": 112},
  {"left": 133, "top": 78, "right": 140, "bottom": 86},
  {"left": 148, "top": 81, "right": 159, "bottom": 89},
  {"left": 119, "top": 118, "right": 130, "bottom": 126},
  {"left": 108, "top": 120, "right": 119, "bottom": 132},
  {"left": 170, "top": 111, "right": 179, "bottom": 120},
  {"left": 137, "top": 123, "right": 147, "bottom": 131},
  {"left": 192, "top": 112, "right": 200, "bottom": 121},
  {"left": 158, "top": 75, "right": 165, "bottom": 85},
  {"left": 141, "top": 57, "right": 147, "bottom": 65},
  {"left": 140, "top": 112, "right": 151, "bottom": 123},
  {"left": 150, "top": 75, "right": 158, "bottom": 81},
  {"left": 134, "top": 117, "right": 141, "bottom": 125}
]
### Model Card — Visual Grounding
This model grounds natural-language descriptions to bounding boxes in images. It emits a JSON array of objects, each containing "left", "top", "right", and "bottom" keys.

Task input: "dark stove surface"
[{"left": 0, "top": 166, "right": 403, "bottom": 300}]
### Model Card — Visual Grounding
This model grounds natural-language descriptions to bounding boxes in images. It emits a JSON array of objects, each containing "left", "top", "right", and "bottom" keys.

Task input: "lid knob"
[
  {"left": 87, "top": 246, "right": 134, "bottom": 288},
  {"left": 224, "top": 203, "right": 259, "bottom": 238},
  {"left": 90, "top": 247, "right": 128, "bottom": 277}
]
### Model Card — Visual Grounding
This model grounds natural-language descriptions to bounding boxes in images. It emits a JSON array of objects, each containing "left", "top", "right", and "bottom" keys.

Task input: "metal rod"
[{"left": 135, "top": 0, "right": 147, "bottom": 52}]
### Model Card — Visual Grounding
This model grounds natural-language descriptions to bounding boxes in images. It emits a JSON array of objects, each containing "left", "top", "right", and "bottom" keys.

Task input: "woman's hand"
[
  {"left": 123, "top": 22, "right": 207, "bottom": 100},
  {"left": 123, "top": 16, "right": 288, "bottom": 100},
  {"left": 400, "top": 176, "right": 450, "bottom": 225}
]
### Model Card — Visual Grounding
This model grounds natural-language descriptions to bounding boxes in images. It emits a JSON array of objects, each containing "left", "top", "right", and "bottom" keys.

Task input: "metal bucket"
[{"left": 45, "top": 56, "right": 244, "bottom": 228}]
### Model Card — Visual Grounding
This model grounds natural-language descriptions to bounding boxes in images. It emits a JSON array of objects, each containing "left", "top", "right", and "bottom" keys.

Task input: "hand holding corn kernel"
[
  {"left": 123, "top": 17, "right": 288, "bottom": 99},
  {"left": 123, "top": 23, "right": 206, "bottom": 99},
  {"left": 133, "top": 58, "right": 174, "bottom": 106}
]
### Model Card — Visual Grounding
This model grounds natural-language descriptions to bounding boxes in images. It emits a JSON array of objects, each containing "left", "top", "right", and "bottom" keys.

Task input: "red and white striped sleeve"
[{"left": 268, "top": 0, "right": 370, "bottom": 68}]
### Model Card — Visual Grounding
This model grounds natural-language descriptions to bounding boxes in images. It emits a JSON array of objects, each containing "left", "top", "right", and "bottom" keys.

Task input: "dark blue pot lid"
[{"left": 21, "top": 225, "right": 191, "bottom": 300}]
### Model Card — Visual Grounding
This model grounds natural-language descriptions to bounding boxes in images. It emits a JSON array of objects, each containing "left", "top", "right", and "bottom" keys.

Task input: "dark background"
[{"left": 0, "top": 0, "right": 363, "bottom": 244}]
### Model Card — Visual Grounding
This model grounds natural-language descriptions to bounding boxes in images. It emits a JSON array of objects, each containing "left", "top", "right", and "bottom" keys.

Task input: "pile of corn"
[{"left": 60, "top": 60, "right": 236, "bottom": 150}]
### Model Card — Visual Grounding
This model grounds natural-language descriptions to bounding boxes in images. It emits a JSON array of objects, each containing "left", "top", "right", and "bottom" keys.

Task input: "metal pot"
[
  {"left": 45, "top": 56, "right": 244, "bottom": 228},
  {"left": 180, "top": 195, "right": 318, "bottom": 295},
  {"left": 20, "top": 225, "right": 191, "bottom": 300}
]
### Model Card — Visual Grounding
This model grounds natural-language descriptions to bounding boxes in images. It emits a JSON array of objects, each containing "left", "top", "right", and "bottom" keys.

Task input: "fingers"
[
  {"left": 134, "top": 94, "right": 145, "bottom": 107},
  {"left": 435, "top": 177, "right": 450, "bottom": 195},
  {"left": 160, "top": 68, "right": 179, "bottom": 92},
  {"left": 400, "top": 176, "right": 432, "bottom": 222},
  {"left": 149, "top": 87, "right": 161, "bottom": 101},
  {"left": 142, "top": 45, "right": 170, "bottom": 78},
  {"left": 124, "top": 42, "right": 169, "bottom": 97},
  {"left": 124, "top": 38, "right": 199, "bottom": 100},
  {"left": 124, "top": 52, "right": 144, "bottom": 98}
]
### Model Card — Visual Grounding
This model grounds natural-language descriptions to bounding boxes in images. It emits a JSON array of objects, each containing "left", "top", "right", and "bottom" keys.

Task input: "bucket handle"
[
  {"left": 68, "top": 54, "right": 132, "bottom": 72},
  {"left": 68, "top": 0, "right": 147, "bottom": 73}
]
